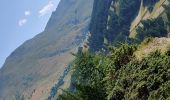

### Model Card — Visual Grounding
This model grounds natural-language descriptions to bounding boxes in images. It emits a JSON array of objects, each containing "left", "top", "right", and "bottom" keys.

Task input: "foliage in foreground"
[{"left": 57, "top": 44, "right": 170, "bottom": 100}]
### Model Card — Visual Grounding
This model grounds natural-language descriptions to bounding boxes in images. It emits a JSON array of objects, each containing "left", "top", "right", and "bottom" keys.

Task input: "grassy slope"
[
  {"left": 0, "top": 0, "right": 94, "bottom": 99},
  {"left": 135, "top": 37, "right": 170, "bottom": 60}
]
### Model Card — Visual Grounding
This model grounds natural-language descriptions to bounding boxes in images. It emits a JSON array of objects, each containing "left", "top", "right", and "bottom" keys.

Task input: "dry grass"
[{"left": 135, "top": 37, "right": 170, "bottom": 60}]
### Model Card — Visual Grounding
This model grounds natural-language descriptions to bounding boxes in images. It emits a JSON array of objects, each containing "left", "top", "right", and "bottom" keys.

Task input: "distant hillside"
[{"left": 0, "top": 0, "right": 94, "bottom": 99}]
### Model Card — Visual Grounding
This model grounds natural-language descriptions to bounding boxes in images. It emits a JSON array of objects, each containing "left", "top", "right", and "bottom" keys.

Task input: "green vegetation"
[
  {"left": 136, "top": 17, "right": 167, "bottom": 41},
  {"left": 56, "top": 1, "right": 170, "bottom": 99},
  {"left": 54, "top": 0, "right": 170, "bottom": 99},
  {"left": 163, "top": 1, "right": 170, "bottom": 33},
  {"left": 89, "top": 0, "right": 162, "bottom": 52},
  {"left": 143, "top": 0, "right": 159, "bottom": 12},
  {"left": 57, "top": 43, "right": 170, "bottom": 100},
  {"left": 135, "top": 1, "right": 170, "bottom": 41},
  {"left": 48, "top": 65, "right": 71, "bottom": 100},
  {"left": 12, "top": 94, "right": 25, "bottom": 100},
  {"left": 106, "top": 0, "right": 141, "bottom": 44}
]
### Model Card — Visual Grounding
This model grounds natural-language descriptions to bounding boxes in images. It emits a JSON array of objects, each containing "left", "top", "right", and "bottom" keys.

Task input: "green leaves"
[
  {"left": 57, "top": 43, "right": 170, "bottom": 100},
  {"left": 136, "top": 17, "right": 167, "bottom": 41}
]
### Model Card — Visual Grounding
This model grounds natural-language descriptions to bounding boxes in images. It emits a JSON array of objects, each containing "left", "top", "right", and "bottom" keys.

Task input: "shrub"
[
  {"left": 136, "top": 17, "right": 167, "bottom": 41},
  {"left": 57, "top": 43, "right": 170, "bottom": 100}
]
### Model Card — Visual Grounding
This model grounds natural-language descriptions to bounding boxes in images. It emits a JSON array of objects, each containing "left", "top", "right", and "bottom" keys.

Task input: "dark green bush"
[
  {"left": 136, "top": 17, "right": 167, "bottom": 41},
  {"left": 57, "top": 43, "right": 170, "bottom": 100}
]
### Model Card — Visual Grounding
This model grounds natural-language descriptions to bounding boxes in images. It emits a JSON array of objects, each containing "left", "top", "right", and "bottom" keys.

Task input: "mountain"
[
  {"left": 1, "top": 0, "right": 170, "bottom": 99},
  {"left": 89, "top": 0, "right": 170, "bottom": 52},
  {"left": 56, "top": 0, "right": 170, "bottom": 99},
  {"left": 0, "top": 0, "right": 94, "bottom": 99}
]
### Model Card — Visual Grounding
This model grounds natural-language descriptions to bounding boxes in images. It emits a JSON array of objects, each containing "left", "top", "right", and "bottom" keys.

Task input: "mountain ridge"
[
  {"left": 1, "top": 0, "right": 170, "bottom": 99},
  {"left": 0, "top": 0, "right": 94, "bottom": 99}
]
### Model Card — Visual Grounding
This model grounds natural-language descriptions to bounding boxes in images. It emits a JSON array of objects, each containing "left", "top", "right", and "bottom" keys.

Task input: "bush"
[
  {"left": 136, "top": 17, "right": 167, "bottom": 41},
  {"left": 57, "top": 43, "right": 170, "bottom": 100}
]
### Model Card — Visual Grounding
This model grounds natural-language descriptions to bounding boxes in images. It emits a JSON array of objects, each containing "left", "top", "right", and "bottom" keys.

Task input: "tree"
[{"left": 136, "top": 17, "right": 167, "bottom": 41}]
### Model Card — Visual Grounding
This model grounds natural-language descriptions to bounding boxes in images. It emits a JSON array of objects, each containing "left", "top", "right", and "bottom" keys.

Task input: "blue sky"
[{"left": 0, "top": 0, "right": 60, "bottom": 68}]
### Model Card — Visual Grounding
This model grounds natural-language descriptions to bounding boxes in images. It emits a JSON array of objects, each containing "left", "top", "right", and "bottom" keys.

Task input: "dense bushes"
[
  {"left": 111, "top": 50, "right": 170, "bottom": 99},
  {"left": 136, "top": 17, "right": 167, "bottom": 41},
  {"left": 57, "top": 43, "right": 170, "bottom": 100}
]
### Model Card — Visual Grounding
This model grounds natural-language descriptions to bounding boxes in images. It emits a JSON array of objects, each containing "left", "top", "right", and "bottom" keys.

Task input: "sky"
[{"left": 0, "top": 0, "right": 61, "bottom": 68}]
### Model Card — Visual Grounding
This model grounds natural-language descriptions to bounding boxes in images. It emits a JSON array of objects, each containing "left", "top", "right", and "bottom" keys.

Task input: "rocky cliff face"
[
  {"left": 89, "top": 0, "right": 170, "bottom": 52},
  {"left": 0, "top": 0, "right": 94, "bottom": 99}
]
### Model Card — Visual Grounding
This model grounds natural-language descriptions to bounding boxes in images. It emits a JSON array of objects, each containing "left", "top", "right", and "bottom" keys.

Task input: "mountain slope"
[
  {"left": 88, "top": 0, "right": 170, "bottom": 52},
  {"left": 56, "top": 0, "right": 170, "bottom": 98},
  {"left": 0, "top": 0, "right": 94, "bottom": 99}
]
